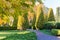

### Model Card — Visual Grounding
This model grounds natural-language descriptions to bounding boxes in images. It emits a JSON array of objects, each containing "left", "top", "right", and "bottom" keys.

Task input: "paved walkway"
[
  {"left": 34, "top": 30, "right": 60, "bottom": 40},
  {"left": 27, "top": 29, "right": 60, "bottom": 40}
]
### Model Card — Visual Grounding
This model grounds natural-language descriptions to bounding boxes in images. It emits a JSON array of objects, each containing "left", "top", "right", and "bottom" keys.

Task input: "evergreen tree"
[
  {"left": 35, "top": 6, "right": 44, "bottom": 30},
  {"left": 48, "top": 8, "right": 55, "bottom": 21},
  {"left": 31, "top": 13, "right": 36, "bottom": 29},
  {"left": 22, "top": 13, "right": 29, "bottom": 30},
  {"left": 44, "top": 13, "right": 48, "bottom": 23}
]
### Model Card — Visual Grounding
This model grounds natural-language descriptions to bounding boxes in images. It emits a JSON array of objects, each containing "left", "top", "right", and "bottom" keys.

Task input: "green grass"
[
  {"left": 0, "top": 30, "right": 37, "bottom": 40},
  {"left": 40, "top": 29, "right": 53, "bottom": 35}
]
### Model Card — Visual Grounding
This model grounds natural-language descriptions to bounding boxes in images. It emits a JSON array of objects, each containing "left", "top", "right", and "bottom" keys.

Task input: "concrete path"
[{"left": 34, "top": 30, "right": 60, "bottom": 40}]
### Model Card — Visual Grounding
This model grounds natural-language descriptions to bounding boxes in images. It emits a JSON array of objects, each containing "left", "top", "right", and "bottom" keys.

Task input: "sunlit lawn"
[{"left": 0, "top": 30, "right": 37, "bottom": 40}]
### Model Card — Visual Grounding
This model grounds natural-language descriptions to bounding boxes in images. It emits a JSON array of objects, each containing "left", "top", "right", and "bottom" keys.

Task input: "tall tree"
[
  {"left": 56, "top": 7, "right": 60, "bottom": 22},
  {"left": 48, "top": 8, "right": 55, "bottom": 21},
  {"left": 22, "top": 13, "right": 29, "bottom": 30},
  {"left": 0, "top": 0, "right": 35, "bottom": 29},
  {"left": 35, "top": 6, "right": 44, "bottom": 30},
  {"left": 31, "top": 13, "right": 36, "bottom": 29},
  {"left": 44, "top": 13, "right": 48, "bottom": 23}
]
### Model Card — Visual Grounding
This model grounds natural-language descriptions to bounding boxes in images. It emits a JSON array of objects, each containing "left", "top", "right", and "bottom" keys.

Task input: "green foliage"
[
  {"left": 22, "top": 13, "right": 29, "bottom": 29},
  {"left": 31, "top": 13, "right": 36, "bottom": 29},
  {"left": 12, "top": 0, "right": 35, "bottom": 29},
  {"left": 43, "top": 22, "right": 55, "bottom": 29},
  {"left": 55, "top": 23, "right": 60, "bottom": 29},
  {"left": 44, "top": 14, "right": 48, "bottom": 23},
  {"left": 48, "top": 8, "right": 55, "bottom": 21},
  {"left": 40, "top": 29, "right": 52, "bottom": 35},
  {"left": 0, "top": 30, "right": 36, "bottom": 40},
  {"left": 0, "top": 27, "right": 17, "bottom": 30},
  {"left": 0, "top": 7, "right": 3, "bottom": 13},
  {"left": 35, "top": 7, "right": 44, "bottom": 29},
  {"left": 0, "top": 0, "right": 35, "bottom": 29},
  {"left": 51, "top": 29, "right": 60, "bottom": 35}
]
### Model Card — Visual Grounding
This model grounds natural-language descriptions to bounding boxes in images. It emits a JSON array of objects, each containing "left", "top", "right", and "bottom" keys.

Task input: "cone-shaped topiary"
[
  {"left": 35, "top": 6, "right": 44, "bottom": 30},
  {"left": 31, "top": 13, "right": 36, "bottom": 29},
  {"left": 48, "top": 8, "right": 55, "bottom": 21},
  {"left": 22, "top": 13, "right": 29, "bottom": 30},
  {"left": 17, "top": 15, "right": 24, "bottom": 30}
]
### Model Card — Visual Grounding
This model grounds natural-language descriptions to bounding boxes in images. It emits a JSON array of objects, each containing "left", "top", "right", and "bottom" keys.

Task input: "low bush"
[
  {"left": 43, "top": 22, "right": 55, "bottom": 30},
  {"left": 55, "top": 23, "right": 60, "bottom": 29},
  {"left": 51, "top": 29, "right": 60, "bottom": 35},
  {"left": 0, "top": 27, "right": 17, "bottom": 30}
]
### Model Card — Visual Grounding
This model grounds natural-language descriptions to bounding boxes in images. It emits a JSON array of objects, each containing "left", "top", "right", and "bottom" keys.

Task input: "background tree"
[
  {"left": 22, "top": 13, "right": 29, "bottom": 30},
  {"left": 37, "top": 0, "right": 44, "bottom": 3},
  {"left": 48, "top": 8, "right": 55, "bottom": 21},
  {"left": 0, "top": 0, "right": 35, "bottom": 29},
  {"left": 44, "top": 13, "right": 48, "bottom": 23},
  {"left": 12, "top": 0, "right": 35, "bottom": 30},
  {"left": 31, "top": 13, "right": 36, "bottom": 29},
  {"left": 56, "top": 7, "right": 60, "bottom": 22}
]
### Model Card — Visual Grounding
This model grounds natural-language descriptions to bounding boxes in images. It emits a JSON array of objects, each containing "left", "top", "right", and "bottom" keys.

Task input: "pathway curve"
[
  {"left": 34, "top": 30, "right": 60, "bottom": 40},
  {"left": 27, "top": 29, "right": 60, "bottom": 40}
]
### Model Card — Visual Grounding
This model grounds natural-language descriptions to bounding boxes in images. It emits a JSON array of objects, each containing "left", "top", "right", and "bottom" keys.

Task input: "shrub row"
[
  {"left": 0, "top": 23, "right": 17, "bottom": 30},
  {"left": 43, "top": 22, "right": 60, "bottom": 29},
  {"left": 43, "top": 23, "right": 55, "bottom": 30},
  {"left": 0, "top": 26, "right": 17, "bottom": 30},
  {"left": 55, "top": 23, "right": 60, "bottom": 29},
  {"left": 51, "top": 29, "right": 60, "bottom": 35}
]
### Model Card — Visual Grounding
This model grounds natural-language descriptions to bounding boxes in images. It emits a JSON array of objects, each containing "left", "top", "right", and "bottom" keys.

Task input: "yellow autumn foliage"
[
  {"left": 0, "top": 18, "right": 3, "bottom": 25},
  {"left": 3, "top": 15, "right": 9, "bottom": 24},
  {"left": 17, "top": 15, "right": 24, "bottom": 30}
]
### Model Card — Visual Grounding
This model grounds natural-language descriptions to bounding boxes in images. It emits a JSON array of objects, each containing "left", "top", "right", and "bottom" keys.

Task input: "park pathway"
[
  {"left": 34, "top": 30, "right": 60, "bottom": 40},
  {"left": 27, "top": 29, "right": 60, "bottom": 40}
]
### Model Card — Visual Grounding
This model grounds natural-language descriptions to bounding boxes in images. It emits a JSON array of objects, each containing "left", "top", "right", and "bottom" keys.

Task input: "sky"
[{"left": 43, "top": 0, "right": 60, "bottom": 15}]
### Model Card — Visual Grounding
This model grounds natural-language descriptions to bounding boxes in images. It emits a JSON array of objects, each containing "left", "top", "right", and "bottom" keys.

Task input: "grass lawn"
[
  {"left": 40, "top": 29, "right": 53, "bottom": 35},
  {"left": 0, "top": 30, "right": 37, "bottom": 40}
]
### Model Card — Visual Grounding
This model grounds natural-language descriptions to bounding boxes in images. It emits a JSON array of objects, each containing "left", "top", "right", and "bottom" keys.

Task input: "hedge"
[
  {"left": 55, "top": 23, "right": 60, "bottom": 29},
  {"left": 0, "top": 26, "right": 17, "bottom": 30},
  {"left": 43, "top": 22, "right": 55, "bottom": 29},
  {"left": 51, "top": 29, "right": 60, "bottom": 35}
]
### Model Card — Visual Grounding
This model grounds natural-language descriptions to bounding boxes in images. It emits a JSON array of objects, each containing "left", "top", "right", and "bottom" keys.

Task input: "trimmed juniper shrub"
[
  {"left": 55, "top": 23, "right": 60, "bottom": 29},
  {"left": 43, "top": 22, "right": 55, "bottom": 30}
]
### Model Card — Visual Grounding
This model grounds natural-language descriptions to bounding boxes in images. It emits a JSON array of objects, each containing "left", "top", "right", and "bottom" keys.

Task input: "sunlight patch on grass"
[
  {"left": 17, "top": 31, "right": 31, "bottom": 34},
  {"left": 0, "top": 31, "right": 31, "bottom": 34},
  {"left": 0, "top": 30, "right": 37, "bottom": 40},
  {"left": 0, "top": 32, "right": 15, "bottom": 34},
  {"left": 0, "top": 36, "right": 6, "bottom": 40}
]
